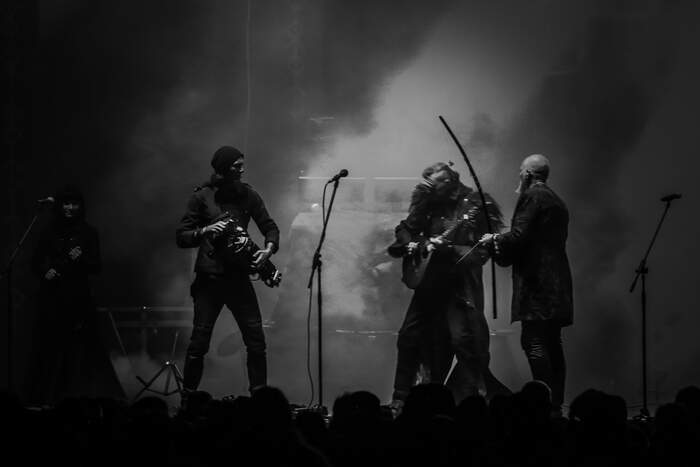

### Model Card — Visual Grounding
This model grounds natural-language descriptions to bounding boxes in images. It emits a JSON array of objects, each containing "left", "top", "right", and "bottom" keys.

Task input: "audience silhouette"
[{"left": 4, "top": 383, "right": 699, "bottom": 466}]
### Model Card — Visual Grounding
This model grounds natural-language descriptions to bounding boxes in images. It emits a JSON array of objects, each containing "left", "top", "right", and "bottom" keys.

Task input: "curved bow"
[{"left": 439, "top": 115, "right": 498, "bottom": 319}]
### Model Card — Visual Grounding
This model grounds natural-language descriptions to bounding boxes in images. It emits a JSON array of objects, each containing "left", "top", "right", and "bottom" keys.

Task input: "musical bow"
[{"left": 439, "top": 115, "right": 499, "bottom": 319}]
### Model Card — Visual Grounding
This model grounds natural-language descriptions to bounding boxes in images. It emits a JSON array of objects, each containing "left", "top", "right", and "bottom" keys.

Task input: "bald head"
[{"left": 521, "top": 154, "right": 550, "bottom": 182}]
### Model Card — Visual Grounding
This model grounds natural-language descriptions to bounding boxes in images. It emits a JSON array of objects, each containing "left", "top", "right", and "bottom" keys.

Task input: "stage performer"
[
  {"left": 176, "top": 146, "right": 279, "bottom": 403},
  {"left": 388, "top": 162, "right": 510, "bottom": 413},
  {"left": 481, "top": 154, "right": 573, "bottom": 415},
  {"left": 27, "top": 185, "right": 123, "bottom": 405}
]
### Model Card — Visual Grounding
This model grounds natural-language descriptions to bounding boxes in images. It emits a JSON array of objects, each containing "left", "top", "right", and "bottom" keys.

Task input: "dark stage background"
[{"left": 2, "top": 0, "right": 700, "bottom": 405}]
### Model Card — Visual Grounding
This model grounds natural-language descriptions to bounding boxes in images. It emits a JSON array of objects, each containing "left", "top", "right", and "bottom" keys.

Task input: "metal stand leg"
[{"left": 131, "top": 330, "right": 184, "bottom": 402}]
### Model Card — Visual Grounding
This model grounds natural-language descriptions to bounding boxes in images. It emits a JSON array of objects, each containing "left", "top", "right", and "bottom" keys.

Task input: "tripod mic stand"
[
  {"left": 132, "top": 329, "right": 184, "bottom": 402},
  {"left": 629, "top": 194, "right": 680, "bottom": 419},
  {"left": 306, "top": 175, "right": 345, "bottom": 411}
]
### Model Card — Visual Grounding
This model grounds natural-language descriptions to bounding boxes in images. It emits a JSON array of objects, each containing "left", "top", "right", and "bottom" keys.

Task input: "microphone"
[
  {"left": 660, "top": 193, "right": 681, "bottom": 203},
  {"left": 37, "top": 196, "right": 55, "bottom": 204},
  {"left": 328, "top": 169, "right": 349, "bottom": 183}
]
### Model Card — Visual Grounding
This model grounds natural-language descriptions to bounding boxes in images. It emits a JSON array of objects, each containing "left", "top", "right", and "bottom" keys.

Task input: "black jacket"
[
  {"left": 388, "top": 183, "right": 503, "bottom": 312},
  {"left": 32, "top": 219, "right": 101, "bottom": 287},
  {"left": 495, "top": 183, "right": 573, "bottom": 325},
  {"left": 176, "top": 179, "right": 280, "bottom": 276}
]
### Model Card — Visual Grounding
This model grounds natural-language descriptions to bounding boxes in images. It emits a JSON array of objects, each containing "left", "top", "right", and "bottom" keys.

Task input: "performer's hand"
[
  {"left": 45, "top": 268, "right": 59, "bottom": 281},
  {"left": 253, "top": 246, "right": 273, "bottom": 266},
  {"left": 406, "top": 241, "right": 419, "bottom": 255},
  {"left": 202, "top": 220, "right": 228, "bottom": 235},
  {"left": 68, "top": 246, "right": 82, "bottom": 260},
  {"left": 480, "top": 233, "right": 501, "bottom": 255},
  {"left": 480, "top": 233, "right": 496, "bottom": 245},
  {"left": 427, "top": 236, "right": 447, "bottom": 252},
  {"left": 419, "top": 177, "right": 435, "bottom": 190}
]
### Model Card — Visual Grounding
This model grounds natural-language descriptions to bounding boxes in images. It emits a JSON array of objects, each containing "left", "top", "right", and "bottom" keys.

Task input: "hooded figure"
[{"left": 26, "top": 185, "right": 123, "bottom": 405}]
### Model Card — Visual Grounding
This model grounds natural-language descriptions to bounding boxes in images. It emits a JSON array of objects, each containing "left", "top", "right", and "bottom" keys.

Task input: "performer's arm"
[
  {"left": 176, "top": 194, "right": 206, "bottom": 248},
  {"left": 493, "top": 192, "right": 539, "bottom": 265},
  {"left": 250, "top": 191, "right": 280, "bottom": 254}
]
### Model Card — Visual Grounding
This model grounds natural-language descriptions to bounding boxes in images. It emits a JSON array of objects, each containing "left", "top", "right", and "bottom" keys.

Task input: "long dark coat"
[{"left": 496, "top": 182, "right": 573, "bottom": 326}]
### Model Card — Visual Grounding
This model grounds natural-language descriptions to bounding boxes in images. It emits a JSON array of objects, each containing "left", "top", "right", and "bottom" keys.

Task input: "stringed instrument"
[{"left": 401, "top": 202, "right": 482, "bottom": 290}]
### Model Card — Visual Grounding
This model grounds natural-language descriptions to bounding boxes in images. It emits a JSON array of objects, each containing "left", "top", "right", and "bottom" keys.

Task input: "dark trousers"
[
  {"left": 393, "top": 288, "right": 492, "bottom": 401},
  {"left": 27, "top": 288, "right": 124, "bottom": 405},
  {"left": 520, "top": 320, "right": 566, "bottom": 409},
  {"left": 183, "top": 273, "right": 267, "bottom": 393}
]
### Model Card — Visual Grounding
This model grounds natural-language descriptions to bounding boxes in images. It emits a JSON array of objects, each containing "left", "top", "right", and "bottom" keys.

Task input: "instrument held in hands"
[
  {"left": 208, "top": 212, "right": 282, "bottom": 287},
  {"left": 402, "top": 202, "right": 484, "bottom": 290}
]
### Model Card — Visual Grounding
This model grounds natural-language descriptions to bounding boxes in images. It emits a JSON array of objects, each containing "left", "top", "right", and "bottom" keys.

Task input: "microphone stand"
[
  {"left": 629, "top": 196, "right": 677, "bottom": 419},
  {"left": 1, "top": 208, "right": 44, "bottom": 393},
  {"left": 306, "top": 177, "right": 343, "bottom": 411}
]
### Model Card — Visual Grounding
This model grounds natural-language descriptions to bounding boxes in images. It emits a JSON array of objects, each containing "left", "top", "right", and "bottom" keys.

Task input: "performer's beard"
[
  {"left": 515, "top": 174, "right": 532, "bottom": 194},
  {"left": 515, "top": 179, "right": 524, "bottom": 194}
]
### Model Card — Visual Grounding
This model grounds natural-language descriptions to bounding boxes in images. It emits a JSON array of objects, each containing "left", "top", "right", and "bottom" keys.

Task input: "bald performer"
[{"left": 481, "top": 154, "right": 573, "bottom": 415}]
